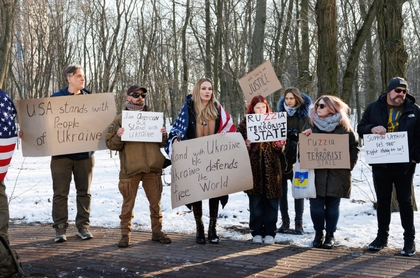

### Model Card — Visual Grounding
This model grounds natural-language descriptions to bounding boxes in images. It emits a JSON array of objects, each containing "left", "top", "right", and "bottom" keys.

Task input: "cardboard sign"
[
  {"left": 16, "top": 93, "right": 117, "bottom": 157},
  {"left": 170, "top": 133, "right": 253, "bottom": 209},
  {"left": 363, "top": 131, "right": 409, "bottom": 164},
  {"left": 238, "top": 60, "right": 282, "bottom": 103},
  {"left": 121, "top": 111, "right": 163, "bottom": 142},
  {"left": 299, "top": 133, "right": 350, "bottom": 169},
  {"left": 246, "top": 112, "right": 287, "bottom": 142}
]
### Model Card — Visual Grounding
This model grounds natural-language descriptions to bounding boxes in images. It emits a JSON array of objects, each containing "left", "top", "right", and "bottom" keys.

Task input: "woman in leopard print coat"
[{"left": 237, "top": 95, "right": 285, "bottom": 244}]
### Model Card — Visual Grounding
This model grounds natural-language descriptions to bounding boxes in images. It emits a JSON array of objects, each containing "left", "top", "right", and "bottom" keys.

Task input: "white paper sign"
[
  {"left": 363, "top": 131, "right": 409, "bottom": 164},
  {"left": 121, "top": 111, "right": 163, "bottom": 142},
  {"left": 171, "top": 133, "right": 253, "bottom": 209},
  {"left": 245, "top": 112, "right": 287, "bottom": 142}
]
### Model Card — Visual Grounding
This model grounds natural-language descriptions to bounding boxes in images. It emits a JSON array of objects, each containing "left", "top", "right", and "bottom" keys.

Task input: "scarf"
[
  {"left": 284, "top": 103, "right": 298, "bottom": 116},
  {"left": 313, "top": 113, "right": 342, "bottom": 132},
  {"left": 124, "top": 100, "right": 145, "bottom": 111}
]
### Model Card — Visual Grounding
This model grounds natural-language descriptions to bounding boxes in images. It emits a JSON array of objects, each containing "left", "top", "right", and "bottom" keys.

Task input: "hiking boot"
[
  {"left": 118, "top": 235, "right": 130, "bottom": 248},
  {"left": 323, "top": 232, "right": 335, "bottom": 249},
  {"left": 312, "top": 230, "right": 324, "bottom": 248},
  {"left": 55, "top": 228, "right": 67, "bottom": 243},
  {"left": 368, "top": 236, "right": 388, "bottom": 251},
  {"left": 295, "top": 220, "right": 304, "bottom": 235},
  {"left": 278, "top": 217, "right": 290, "bottom": 233},
  {"left": 77, "top": 228, "right": 93, "bottom": 240},
  {"left": 152, "top": 232, "right": 172, "bottom": 244},
  {"left": 401, "top": 239, "right": 416, "bottom": 256}
]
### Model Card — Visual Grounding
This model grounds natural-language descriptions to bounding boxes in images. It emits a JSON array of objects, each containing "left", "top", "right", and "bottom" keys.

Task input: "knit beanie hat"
[{"left": 386, "top": 77, "right": 408, "bottom": 93}]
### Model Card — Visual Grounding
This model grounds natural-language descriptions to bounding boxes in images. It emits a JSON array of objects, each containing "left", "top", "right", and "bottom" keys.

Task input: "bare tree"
[{"left": 0, "top": 0, "right": 17, "bottom": 89}]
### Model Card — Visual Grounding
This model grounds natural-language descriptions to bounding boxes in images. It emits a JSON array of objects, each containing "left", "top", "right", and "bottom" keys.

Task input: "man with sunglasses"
[
  {"left": 358, "top": 77, "right": 420, "bottom": 256},
  {"left": 106, "top": 85, "right": 171, "bottom": 248}
]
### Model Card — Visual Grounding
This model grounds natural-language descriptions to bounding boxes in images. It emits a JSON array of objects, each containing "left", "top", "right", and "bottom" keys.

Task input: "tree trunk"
[
  {"left": 315, "top": 0, "right": 338, "bottom": 97},
  {"left": 250, "top": 0, "right": 266, "bottom": 71},
  {"left": 0, "top": 0, "right": 17, "bottom": 89},
  {"left": 297, "top": 0, "right": 312, "bottom": 95}
]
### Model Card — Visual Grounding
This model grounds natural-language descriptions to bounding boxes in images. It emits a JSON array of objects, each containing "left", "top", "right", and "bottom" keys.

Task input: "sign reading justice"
[
  {"left": 16, "top": 93, "right": 117, "bottom": 157},
  {"left": 299, "top": 133, "right": 350, "bottom": 169},
  {"left": 170, "top": 133, "right": 253, "bottom": 209}
]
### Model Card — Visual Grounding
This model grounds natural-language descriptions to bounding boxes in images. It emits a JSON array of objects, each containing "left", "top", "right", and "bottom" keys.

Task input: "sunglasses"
[
  {"left": 316, "top": 103, "right": 326, "bottom": 109},
  {"left": 394, "top": 88, "right": 407, "bottom": 94},
  {"left": 130, "top": 93, "right": 147, "bottom": 98}
]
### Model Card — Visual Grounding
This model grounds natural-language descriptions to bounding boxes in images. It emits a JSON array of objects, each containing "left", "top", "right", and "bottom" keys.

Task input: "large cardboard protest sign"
[
  {"left": 171, "top": 133, "right": 253, "bottom": 209},
  {"left": 121, "top": 111, "right": 163, "bottom": 142},
  {"left": 16, "top": 93, "right": 117, "bottom": 157},
  {"left": 246, "top": 112, "right": 287, "bottom": 142},
  {"left": 238, "top": 60, "right": 282, "bottom": 103},
  {"left": 299, "top": 133, "right": 350, "bottom": 169},
  {"left": 363, "top": 131, "right": 409, "bottom": 164}
]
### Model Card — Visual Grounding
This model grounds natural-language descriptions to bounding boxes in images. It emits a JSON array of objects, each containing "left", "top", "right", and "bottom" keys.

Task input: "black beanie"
[{"left": 386, "top": 77, "right": 407, "bottom": 93}]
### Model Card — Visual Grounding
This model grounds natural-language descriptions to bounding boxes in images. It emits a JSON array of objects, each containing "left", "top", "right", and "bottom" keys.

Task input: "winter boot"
[
  {"left": 295, "top": 220, "right": 304, "bottom": 235},
  {"left": 208, "top": 217, "right": 220, "bottom": 244},
  {"left": 323, "top": 232, "right": 335, "bottom": 249},
  {"left": 278, "top": 217, "right": 290, "bottom": 233},
  {"left": 312, "top": 230, "right": 324, "bottom": 248},
  {"left": 195, "top": 218, "right": 206, "bottom": 244}
]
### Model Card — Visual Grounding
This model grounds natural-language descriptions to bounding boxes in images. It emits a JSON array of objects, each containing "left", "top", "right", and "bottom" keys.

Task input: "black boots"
[
  {"left": 313, "top": 230, "right": 324, "bottom": 248},
  {"left": 323, "top": 232, "right": 335, "bottom": 249},
  {"left": 278, "top": 217, "right": 290, "bottom": 233},
  {"left": 195, "top": 218, "right": 206, "bottom": 244},
  {"left": 208, "top": 218, "right": 220, "bottom": 244},
  {"left": 295, "top": 220, "right": 304, "bottom": 235}
]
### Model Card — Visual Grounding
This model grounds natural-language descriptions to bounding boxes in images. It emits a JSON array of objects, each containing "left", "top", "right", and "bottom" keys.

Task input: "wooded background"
[{"left": 0, "top": 0, "right": 419, "bottom": 125}]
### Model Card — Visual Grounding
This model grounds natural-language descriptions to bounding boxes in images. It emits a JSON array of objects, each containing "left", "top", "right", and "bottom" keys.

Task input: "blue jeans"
[
  {"left": 279, "top": 177, "right": 304, "bottom": 221},
  {"left": 309, "top": 196, "right": 341, "bottom": 232},
  {"left": 372, "top": 163, "right": 416, "bottom": 241},
  {"left": 248, "top": 194, "right": 279, "bottom": 237}
]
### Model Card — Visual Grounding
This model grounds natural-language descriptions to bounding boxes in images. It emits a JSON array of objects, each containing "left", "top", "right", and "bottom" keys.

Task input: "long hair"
[
  {"left": 192, "top": 78, "right": 219, "bottom": 124},
  {"left": 310, "top": 95, "right": 352, "bottom": 131},
  {"left": 283, "top": 87, "right": 304, "bottom": 108},
  {"left": 246, "top": 95, "right": 271, "bottom": 114}
]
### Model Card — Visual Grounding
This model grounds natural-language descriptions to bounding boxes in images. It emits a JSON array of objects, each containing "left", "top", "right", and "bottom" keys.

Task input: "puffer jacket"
[
  {"left": 105, "top": 108, "right": 166, "bottom": 179},
  {"left": 310, "top": 124, "right": 359, "bottom": 199},
  {"left": 357, "top": 93, "right": 420, "bottom": 169},
  {"left": 237, "top": 118, "right": 283, "bottom": 199}
]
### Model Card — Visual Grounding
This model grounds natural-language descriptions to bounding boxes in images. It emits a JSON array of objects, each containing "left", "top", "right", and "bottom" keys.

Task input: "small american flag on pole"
[{"left": 0, "top": 90, "right": 17, "bottom": 181}]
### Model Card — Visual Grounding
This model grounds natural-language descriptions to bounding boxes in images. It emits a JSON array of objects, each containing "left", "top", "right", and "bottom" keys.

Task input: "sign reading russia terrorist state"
[
  {"left": 299, "top": 133, "right": 350, "bottom": 169},
  {"left": 363, "top": 131, "right": 409, "bottom": 164},
  {"left": 170, "top": 133, "right": 253, "bottom": 209},
  {"left": 16, "top": 93, "right": 117, "bottom": 157},
  {"left": 121, "top": 111, "right": 163, "bottom": 142},
  {"left": 246, "top": 112, "right": 287, "bottom": 142}
]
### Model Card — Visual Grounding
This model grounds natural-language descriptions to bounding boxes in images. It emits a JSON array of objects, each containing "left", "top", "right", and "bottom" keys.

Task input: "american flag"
[
  {"left": 164, "top": 94, "right": 236, "bottom": 157},
  {"left": 0, "top": 90, "right": 17, "bottom": 181}
]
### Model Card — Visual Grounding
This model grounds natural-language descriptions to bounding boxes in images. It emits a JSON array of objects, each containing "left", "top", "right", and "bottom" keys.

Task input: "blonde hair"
[
  {"left": 310, "top": 95, "right": 352, "bottom": 131},
  {"left": 192, "top": 78, "right": 219, "bottom": 124}
]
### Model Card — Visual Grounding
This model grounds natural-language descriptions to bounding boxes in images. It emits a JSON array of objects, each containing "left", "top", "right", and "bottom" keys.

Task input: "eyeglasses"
[
  {"left": 394, "top": 88, "right": 407, "bottom": 94},
  {"left": 130, "top": 93, "right": 147, "bottom": 98},
  {"left": 316, "top": 103, "right": 326, "bottom": 109}
]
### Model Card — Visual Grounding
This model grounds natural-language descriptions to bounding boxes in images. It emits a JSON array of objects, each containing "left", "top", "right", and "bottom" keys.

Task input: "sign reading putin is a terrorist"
[
  {"left": 170, "top": 133, "right": 253, "bottom": 209},
  {"left": 16, "top": 93, "right": 117, "bottom": 157}
]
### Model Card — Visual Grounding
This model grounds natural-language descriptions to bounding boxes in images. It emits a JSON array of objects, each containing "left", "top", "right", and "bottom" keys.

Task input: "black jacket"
[{"left": 357, "top": 93, "right": 420, "bottom": 168}]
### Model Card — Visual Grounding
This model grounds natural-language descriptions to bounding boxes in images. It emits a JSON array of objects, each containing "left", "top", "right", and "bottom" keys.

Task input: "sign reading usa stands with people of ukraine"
[
  {"left": 121, "top": 111, "right": 163, "bottom": 142},
  {"left": 170, "top": 133, "right": 253, "bottom": 209},
  {"left": 16, "top": 93, "right": 117, "bottom": 157},
  {"left": 363, "top": 131, "right": 409, "bottom": 164},
  {"left": 246, "top": 112, "right": 287, "bottom": 142},
  {"left": 298, "top": 133, "right": 350, "bottom": 169}
]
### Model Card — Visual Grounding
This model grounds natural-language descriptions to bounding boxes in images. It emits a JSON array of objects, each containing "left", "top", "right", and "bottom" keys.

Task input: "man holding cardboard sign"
[
  {"left": 106, "top": 85, "right": 171, "bottom": 248},
  {"left": 358, "top": 77, "right": 420, "bottom": 256}
]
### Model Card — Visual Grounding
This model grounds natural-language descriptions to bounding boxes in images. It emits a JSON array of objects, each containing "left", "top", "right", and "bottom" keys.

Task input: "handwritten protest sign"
[
  {"left": 299, "top": 133, "right": 350, "bottom": 169},
  {"left": 238, "top": 60, "right": 282, "bottom": 103},
  {"left": 170, "top": 133, "right": 253, "bottom": 209},
  {"left": 246, "top": 112, "right": 287, "bottom": 142},
  {"left": 16, "top": 93, "right": 117, "bottom": 157},
  {"left": 363, "top": 131, "right": 409, "bottom": 164},
  {"left": 121, "top": 111, "right": 163, "bottom": 142}
]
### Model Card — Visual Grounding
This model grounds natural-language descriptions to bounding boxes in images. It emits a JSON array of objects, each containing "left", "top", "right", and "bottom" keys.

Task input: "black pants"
[{"left": 372, "top": 163, "right": 416, "bottom": 241}]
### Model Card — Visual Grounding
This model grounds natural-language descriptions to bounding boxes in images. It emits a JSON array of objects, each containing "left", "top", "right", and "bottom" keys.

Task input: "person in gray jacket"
[{"left": 302, "top": 95, "right": 359, "bottom": 249}]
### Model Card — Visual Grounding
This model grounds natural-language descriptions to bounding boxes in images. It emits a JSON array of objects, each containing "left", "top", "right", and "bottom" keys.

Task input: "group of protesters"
[{"left": 0, "top": 64, "right": 417, "bottom": 257}]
